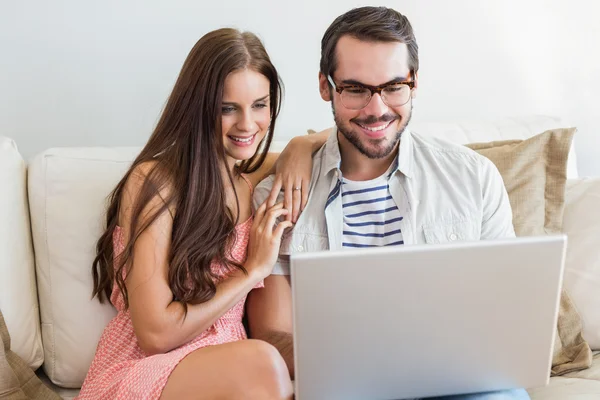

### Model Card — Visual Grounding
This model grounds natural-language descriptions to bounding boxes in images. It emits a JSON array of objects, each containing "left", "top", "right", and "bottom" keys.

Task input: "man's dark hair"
[{"left": 320, "top": 6, "right": 419, "bottom": 78}]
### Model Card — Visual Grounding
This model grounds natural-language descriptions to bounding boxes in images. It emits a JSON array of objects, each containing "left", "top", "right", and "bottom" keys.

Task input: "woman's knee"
[
  {"left": 243, "top": 339, "right": 293, "bottom": 397},
  {"left": 161, "top": 341, "right": 292, "bottom": 400},
  {"left": 244, "top": 339, "right": 290, "bottom": 377}
]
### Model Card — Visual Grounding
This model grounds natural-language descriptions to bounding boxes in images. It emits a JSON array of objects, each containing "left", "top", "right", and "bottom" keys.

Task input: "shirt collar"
[
  {"left": 396, "top": 127, "right": 413, "bottom": 179},
  {"left": 322, "top": 127, "right": 342, "bottom": 177}
]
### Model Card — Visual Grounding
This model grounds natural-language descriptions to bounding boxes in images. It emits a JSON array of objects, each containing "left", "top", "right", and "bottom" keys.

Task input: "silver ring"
[{"left": 293, "top": 187, "right": 301, "bottom": 191}]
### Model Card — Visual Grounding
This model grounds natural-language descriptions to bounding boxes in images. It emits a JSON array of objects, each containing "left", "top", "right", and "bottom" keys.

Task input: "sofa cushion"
[
  {"left": 563, "top": 352, "right": 600, "bottom": 380},
  {"left": 562, "top": 178, "right": 600, "bottom": 350},
  {"left": 528, "top": 353, "right": 600, "bottom": 398},
  {"left": 466, "top": 128, "right": 574, "bottom": 236},
  {"left": 0, "top": 136, "right": 44, "bottom": 369},
  {"left": 528, "top": 377, "right": 600, "bottom": 399},
  {"left": 28, "top": 147, "right": 140, "bottom": 388},
  {"left": 36, "top": 370, "right": 80, "bottom": 400},
  {"left": 466, "top": 128, "right": 593, "bottom": 376}
]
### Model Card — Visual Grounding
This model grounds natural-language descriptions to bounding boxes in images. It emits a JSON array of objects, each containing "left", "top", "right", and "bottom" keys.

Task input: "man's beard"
[{"left": 333, "top": 102, "right": 412, "bottom": 159}]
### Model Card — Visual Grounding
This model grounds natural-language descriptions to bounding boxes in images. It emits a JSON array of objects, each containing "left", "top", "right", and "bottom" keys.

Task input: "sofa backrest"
[
  {"left": 28, "top": 146, "right": 140, "bottom": 387},
  {"left": 0, "top": 136, "right": 43, "bottom": 369},
  {"left": 24, "top": 115, "right": 579, "bottom": 387}
]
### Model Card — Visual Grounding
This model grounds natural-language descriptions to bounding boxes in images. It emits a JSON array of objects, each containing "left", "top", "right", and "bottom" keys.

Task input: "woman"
[{"left": 76, "top": 28, "right": 324, "bottom": 400}]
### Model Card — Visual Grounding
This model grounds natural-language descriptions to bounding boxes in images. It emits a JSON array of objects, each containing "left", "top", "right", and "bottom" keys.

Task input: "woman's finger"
[
  {"left": 266, "top": 175, "right": 283, "bottom": 209},
  {"left": 291, "top": 179, "right": 302, "bottom": 223},
  {"left": 261, "top": 206, "right": 288, "bottom": 233},
  {"left": 283, "top": 179, "right": 293, "bottom": 223},
  {"left": 253, "top": 201, "right": 268, "bottom": 227},
  {"left": 273, "top": 220, "right": 294, "bottom": 240}
]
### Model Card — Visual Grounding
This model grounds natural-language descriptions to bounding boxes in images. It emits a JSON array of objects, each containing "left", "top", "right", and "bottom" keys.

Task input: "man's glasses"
[{"left": 327, "top": 74, "right": 415, "bottom": 110}]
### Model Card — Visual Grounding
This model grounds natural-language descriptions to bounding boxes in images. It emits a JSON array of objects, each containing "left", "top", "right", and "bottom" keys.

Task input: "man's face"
[{"left": 319, "top": 36, "right": 417, "bottom": 159}]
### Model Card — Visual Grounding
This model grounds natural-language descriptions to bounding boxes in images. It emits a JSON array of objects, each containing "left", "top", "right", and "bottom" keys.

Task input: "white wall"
[{"left": 1, "top": 0, "right": 598, "bottom": 175}]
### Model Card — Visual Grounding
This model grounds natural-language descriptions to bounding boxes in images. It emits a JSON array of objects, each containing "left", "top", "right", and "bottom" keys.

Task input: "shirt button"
[
  {"left": 297, "top": 245, "right": 304, "bottom": 251},
  {"left": 449, "top": 233, "right": 458, "bottom": 241}
]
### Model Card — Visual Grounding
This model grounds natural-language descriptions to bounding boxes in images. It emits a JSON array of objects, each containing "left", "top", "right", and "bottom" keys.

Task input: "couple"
[{"left": 77, "top": 6, "right": 528, "bottom": 400}]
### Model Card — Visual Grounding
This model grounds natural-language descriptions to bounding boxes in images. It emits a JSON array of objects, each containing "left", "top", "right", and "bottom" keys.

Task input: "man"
[{"left": 247, "top": 6, "right": 528, "bottom": 399}]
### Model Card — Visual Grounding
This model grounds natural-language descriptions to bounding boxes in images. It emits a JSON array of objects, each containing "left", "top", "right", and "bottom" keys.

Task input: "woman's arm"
[
  {"left": 247, "top": 129, "right": 330, "bottom": 222},
  {"left": 121, "top": 164, "right": 292, "bottom": 355},
  {"left": 247, "top": 130, "right": 329, "bottom": 186}
]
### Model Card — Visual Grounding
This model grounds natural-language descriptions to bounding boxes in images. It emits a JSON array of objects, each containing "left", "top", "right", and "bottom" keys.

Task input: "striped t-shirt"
[{"left": 341, "top": 162, "right": 404, "bottom": 248}]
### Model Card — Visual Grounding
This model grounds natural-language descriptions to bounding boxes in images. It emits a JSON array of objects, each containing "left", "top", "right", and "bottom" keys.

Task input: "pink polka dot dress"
[{"left": 76, "top": 212, "right": 260, "bottom": 399}]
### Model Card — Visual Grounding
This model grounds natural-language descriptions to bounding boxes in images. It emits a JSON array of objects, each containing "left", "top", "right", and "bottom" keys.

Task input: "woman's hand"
[
  {"left": 266, "top": 137, "right": 315, "bottom": 223},
  {"left": 246, "top": 202, "right": 293, "bottom": 279}
]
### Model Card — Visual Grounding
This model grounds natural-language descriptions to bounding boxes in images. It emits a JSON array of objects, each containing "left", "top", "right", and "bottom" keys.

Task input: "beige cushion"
[
  {"left": 562, "top": 178, "right": 600, "bottom": 350},
  {"left": 466, "top": 128, "right": 574, "bottom": 236},
  {"left": 466, "top": 128, "right": 593, "bottom": 376},
  {"left": 551, "top": 291, "right": 594, "bottom": 376},
  {"left": 0, "top": 136, "right": 44, "bottom": 369},
  {"left": 28, "top": 147, "right": 140, "bottom": 388},
  {"left": 0, "top": 309, "right": 60, "bottom": 400}
]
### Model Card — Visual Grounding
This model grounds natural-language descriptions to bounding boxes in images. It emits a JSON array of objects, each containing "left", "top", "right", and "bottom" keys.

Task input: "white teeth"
[
  {"left": 230, "top": 135, "right": 253, "bottom": 143},
  {"left": 360, "top": 122, "right": 390, "bottom": 132}
]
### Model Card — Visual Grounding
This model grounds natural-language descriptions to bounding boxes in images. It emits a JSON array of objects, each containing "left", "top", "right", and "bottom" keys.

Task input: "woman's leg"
[
  {"left": 427, "top": 388, "right": 530, "bottom": 400},
  {"left": 160, "top": 339, "right": 293, "bottom": 400}
]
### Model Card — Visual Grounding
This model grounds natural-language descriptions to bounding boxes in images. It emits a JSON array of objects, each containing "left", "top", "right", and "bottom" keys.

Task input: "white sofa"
[{"left": 1, "top": 115, "right": 599, "bottom": 399}]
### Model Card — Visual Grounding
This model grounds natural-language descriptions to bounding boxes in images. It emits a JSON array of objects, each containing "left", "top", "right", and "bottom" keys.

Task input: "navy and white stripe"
[{"left": 341, "top": 164, "right": 404, "bottom": 248}]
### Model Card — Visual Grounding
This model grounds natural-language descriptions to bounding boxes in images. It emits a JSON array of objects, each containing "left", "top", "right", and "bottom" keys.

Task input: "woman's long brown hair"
[{"left": 91, "top": 29, "right": 283, "bottom": 310}]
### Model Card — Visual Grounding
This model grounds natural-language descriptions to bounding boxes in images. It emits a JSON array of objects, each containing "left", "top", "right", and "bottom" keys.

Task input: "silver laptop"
[{"left": 290, "top": 235, "right": 567, "bottom": 400}]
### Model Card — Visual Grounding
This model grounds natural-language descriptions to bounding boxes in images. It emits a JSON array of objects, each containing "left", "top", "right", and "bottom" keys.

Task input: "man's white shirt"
[{"left": 253, "top": 127, "right": 515, "bottom": 275}]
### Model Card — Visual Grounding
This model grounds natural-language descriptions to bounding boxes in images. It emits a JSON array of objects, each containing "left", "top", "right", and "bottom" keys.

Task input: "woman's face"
[{"left": 221, "top": 68, "right": 271, "bottom": 166}]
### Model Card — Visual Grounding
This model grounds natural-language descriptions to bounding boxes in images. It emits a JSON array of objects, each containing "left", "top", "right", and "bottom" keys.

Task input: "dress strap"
[{"left": 240, "top": 173, "right": 254, "bottom": 195}]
